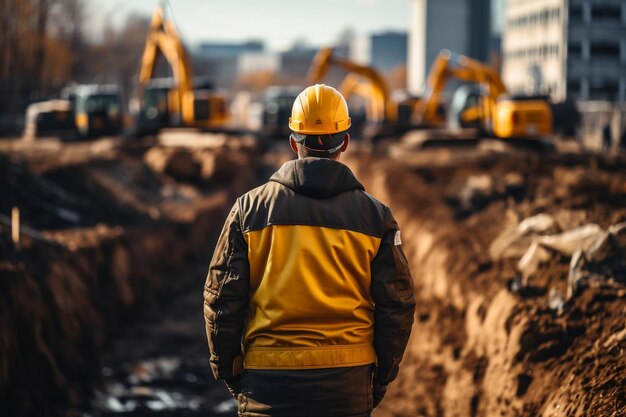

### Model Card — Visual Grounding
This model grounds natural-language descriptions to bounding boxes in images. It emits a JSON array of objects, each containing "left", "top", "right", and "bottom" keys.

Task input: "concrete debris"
[
  {"left": 492, "top": 214, "right": 626, "bottom": 299},
  {"left": 489, "top": 213, "right": 559, "bottom": 260}
]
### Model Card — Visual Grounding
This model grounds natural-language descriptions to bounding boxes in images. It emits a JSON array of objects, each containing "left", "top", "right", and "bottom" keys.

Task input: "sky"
[{"left": 88, "top": 0, "right": 411, "bottom": 51}]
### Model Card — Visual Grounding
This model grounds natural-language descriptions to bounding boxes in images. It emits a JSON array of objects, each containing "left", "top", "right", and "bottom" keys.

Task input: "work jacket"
[{"left": 204, "top": 157, "right": 415, "bottom": 391}]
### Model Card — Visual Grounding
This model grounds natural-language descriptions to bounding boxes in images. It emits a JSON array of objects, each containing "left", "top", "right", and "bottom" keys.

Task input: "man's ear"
[
  {"left": 289, "top": 136, "right": 299, "bottom": 154},
  {"left": 340, "top": 133, "right": 350, "bottom": 152}
]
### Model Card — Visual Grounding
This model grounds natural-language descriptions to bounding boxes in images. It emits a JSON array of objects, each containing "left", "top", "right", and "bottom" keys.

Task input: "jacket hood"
[{"left": 270, "top": 158, "right": 364, "bottom": 199}]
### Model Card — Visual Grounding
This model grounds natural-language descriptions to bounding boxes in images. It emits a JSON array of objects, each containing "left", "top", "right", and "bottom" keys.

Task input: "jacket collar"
[{"left": 270, "top": 157, "right": 364, "bottom": 199}]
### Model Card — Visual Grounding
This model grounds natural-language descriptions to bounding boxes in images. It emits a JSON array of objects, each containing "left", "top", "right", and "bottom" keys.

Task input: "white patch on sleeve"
[{"left": 394, "top": 230, "right": 402, "bottom": 246}]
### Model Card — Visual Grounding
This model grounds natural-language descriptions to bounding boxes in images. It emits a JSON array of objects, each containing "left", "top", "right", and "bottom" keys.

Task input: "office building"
[
  {"left": 502, "top": 0, "right": 626, "bottom": 102},
  {"left": 370, "top": 32, "right": 408, "bottom": 72},
  {"left": 194, "top": 41, "right": 266, "bottom": 88},
  {"left": 408, "top": 0, "right": 492, "bottom": 93}
]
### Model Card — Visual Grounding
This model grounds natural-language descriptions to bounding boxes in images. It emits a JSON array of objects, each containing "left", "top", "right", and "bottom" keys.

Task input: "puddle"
[{"left": 89, "top": 356, "right": 234, "bottom": 416}]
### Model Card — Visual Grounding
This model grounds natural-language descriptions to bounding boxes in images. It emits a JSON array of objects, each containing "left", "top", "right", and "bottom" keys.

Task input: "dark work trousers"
[{"left": 235, "top": 364, "right": 374, "bottom": 417}]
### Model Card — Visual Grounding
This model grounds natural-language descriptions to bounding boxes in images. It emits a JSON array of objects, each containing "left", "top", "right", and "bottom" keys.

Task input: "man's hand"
[
  {"left": 373, "top": 384, "right": 387, "bottom": 407},
  {"left": 224, "top": 375, "right": 242, "bottom": 398}
]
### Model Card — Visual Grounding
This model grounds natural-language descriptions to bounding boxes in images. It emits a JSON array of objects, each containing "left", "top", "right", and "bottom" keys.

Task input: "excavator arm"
[
  {"left": 307, "top": 47, "right": 396, "bottom": 123},
  {"left": 135, "top": 5, "right": 228, "bottom": 130},
  {"left": 137, "top": 6, "right": 194, "bottom": 121}
]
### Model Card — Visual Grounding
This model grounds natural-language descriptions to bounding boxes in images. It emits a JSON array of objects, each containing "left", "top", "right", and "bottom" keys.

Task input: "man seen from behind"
[{"left": 204, "top": 84, "right": 415, "bottom": 417}]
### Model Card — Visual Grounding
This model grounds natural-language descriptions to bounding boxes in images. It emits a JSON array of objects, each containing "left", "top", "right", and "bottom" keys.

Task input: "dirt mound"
[
  {"left": 347, "top": 150, "right": 626, "bottom": 417},
  {"left": 0, "top": 138, "right": 258, "bottom": 416}
]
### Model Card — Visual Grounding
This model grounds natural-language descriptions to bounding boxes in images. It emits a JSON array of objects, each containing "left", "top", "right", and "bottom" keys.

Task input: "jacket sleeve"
[
  {"left": 370, "top": 207, "right": 416, "bottom": 389},
  {"left": 204, "top": 200, "right": 250, "bottom": 380}
]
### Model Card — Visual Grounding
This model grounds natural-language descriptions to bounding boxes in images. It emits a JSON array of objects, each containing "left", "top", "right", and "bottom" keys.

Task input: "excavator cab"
[
  {"left": 138, "top": 78, "right": 172, "bottom": 134},
  {"left": 449, "top": 85, "right": 483, "bottom": 129},
  {"left": 68, "top": 85, "right": 123, "bottom": 138},
  {"left": 261, "top": 86, "right": 301, "bottom": 138}
]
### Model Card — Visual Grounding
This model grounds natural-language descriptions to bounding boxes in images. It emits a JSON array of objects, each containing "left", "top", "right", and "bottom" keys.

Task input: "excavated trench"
[
  {"left": 1, "top": 139, "right": 625, "bottom": 417},
  {"left": 346, "top": 150, "right": 625, "bottom": 417}
]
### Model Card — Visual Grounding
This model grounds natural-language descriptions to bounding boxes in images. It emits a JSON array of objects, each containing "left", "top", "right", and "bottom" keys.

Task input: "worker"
[{"left": 204, "top": 84, "right": 415, "bottom": 417}]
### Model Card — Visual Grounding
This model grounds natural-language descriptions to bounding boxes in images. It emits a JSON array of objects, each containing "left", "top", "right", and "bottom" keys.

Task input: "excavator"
[
  {"left": 308, "top": 47, "right": 553, "bottom": 143},
  {"left": 132, "top": 5, "right": 228, "bottom": 135},
  {"left": 23, "top": 84, "right": 123, "bottom": 140},
  {"left": 307, "top": 47, "right": 396, "bottom": 126},
  {"left": 415, "top": 49, "right": 552, "bottom": 139}
]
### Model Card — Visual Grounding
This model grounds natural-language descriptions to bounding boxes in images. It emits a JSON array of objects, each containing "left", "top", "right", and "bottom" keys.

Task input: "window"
[
  {"left": 568, "top": 43, "right": 582, "bottom": 56},
  {"left": 566, "top": 80, "right": 579, "bottom": 90},
  {"left": 590, "top": 43, "right": 620, "bottom": 59},
  {"left": 589, "top": 80, "right": 619, "bottom": 100},
  {"left": 591, "top": 6, "right": 621, "bottom": 21},
  {"left": 569, "top": 5, "right": 583, "bottom": 21}
]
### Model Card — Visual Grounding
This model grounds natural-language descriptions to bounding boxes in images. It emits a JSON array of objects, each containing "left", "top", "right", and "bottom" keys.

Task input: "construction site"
[{"left": 1, "top": 1, "right": 625, "bottom": 416}]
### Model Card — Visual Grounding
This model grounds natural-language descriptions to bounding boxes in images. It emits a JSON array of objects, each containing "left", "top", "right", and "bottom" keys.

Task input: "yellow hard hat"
[{"left": 289, "top": 84, "right": 351, "bottom": 135}]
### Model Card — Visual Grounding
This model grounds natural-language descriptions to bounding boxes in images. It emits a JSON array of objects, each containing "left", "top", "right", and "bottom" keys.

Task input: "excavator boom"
[
  {"left": 307, "top": 47, "right": 396, "bottom": 123},
  {"left": 135, "top": 5, "right": 228, "bottom": 132}
]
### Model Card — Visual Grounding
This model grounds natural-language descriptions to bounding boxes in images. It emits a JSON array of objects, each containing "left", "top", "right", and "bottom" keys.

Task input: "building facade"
[
  {"left": 194, "top": 41, "right": 266, "bottom": 88},
  {"left": 370, "top": 32, "right": 408, "bottom": 72},
  {"left": 408, "top": 0, "right": 492, "bottom": 93},
  {"left": 502, "top": 0, "right": 626, "bottom": 102}
]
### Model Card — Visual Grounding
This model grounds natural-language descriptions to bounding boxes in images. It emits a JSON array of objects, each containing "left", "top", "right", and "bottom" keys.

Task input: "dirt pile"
[
  {"left": 0, "top": 138, "right": 258, "bottom": 416},
  {"left": 347, "top": 150, "right": 626, "bottom": 417}
]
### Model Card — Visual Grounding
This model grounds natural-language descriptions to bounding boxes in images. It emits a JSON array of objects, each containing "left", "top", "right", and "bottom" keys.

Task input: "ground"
[{"left": 0, "top": 135, "right": 624, "bottom": 417}]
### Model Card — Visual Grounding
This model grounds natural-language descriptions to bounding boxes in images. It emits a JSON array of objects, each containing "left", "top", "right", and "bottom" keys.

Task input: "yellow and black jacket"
[{"left": 204, "top": 157, "right": 415, "bottom": 390}]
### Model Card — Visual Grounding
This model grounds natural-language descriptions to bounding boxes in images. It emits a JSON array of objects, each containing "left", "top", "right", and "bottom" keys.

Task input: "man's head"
[{"left": 288, "top": 84, "right": 351, "bottom": 160}]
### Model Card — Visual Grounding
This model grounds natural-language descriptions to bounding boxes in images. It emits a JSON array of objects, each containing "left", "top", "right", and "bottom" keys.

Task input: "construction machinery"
[
  {"left": 132, "top": 5, "right": 228, "bottom": 135},
  {"left": 23, "top": 84, "right": 123, "bottom": 140},
  {"left": 308, "top": 47, "right": 553, "bottom": 142},
  {"left": 260, "top": 86, "right": 302, "bottom": 138},
  {"left": 307, "top": 47, "right": 395, "bottom": 127},
  {"left": 416, "top": 50, "right": 552, "bottom": 139},
  {"left": 64, "top": 84, "right": 123, "bottom": 138}
]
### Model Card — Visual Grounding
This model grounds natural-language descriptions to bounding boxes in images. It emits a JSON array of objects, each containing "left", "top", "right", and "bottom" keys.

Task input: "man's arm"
[
  {"left": 370, "top": 207, "right": 416, "bottom": 406},
  {"left": 204, "top": 201, "right": 249, "bottom": 385}
]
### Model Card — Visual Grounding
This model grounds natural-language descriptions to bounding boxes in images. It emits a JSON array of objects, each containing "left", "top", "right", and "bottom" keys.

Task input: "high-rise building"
[
  {"left": 502, "top": 0, "right": 626, "bottom": 102},
  {"left": 370, "top": 32, "right": 408, "bottom": 72},
  {"left": 194, "top": 41, "right": 266, "bottom": 88},
  {"left": 197, "top": 41, "right": 265, "bottom": 57},
  {"left": 408, "top": 0, "right": 492, "bottom": 93},
  {"left": 278, "top": 46, "right": 318, "bottom": 82}
]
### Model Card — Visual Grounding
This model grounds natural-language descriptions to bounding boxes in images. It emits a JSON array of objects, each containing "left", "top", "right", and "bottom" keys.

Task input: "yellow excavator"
[
  {"left": 133, "top": 5, "right": 228, "bottom": 135},
  {"left": 308, "top": 47, "right": 552, "bottom": 141},
  {"left": 414, "top": 49, "right": 552, "bottom": 139}
]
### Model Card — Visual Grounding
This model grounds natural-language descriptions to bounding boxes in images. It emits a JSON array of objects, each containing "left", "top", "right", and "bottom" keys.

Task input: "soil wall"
[
  {"left": 0, "top": 140, "right": 258, "bottom": 416},
  {"left": 347, "top": 152, "right": 626, "bottom": 417}
]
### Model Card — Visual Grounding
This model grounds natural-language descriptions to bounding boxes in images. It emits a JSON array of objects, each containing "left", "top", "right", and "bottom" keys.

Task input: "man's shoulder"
[
  {"left": 359, "top": 190, "right": 391, "bottom": 215},
  {"left": 236, "top": 180, "right": 285, "bottom": 205}
]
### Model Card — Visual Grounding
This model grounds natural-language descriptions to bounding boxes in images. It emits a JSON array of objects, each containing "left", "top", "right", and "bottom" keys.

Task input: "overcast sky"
[{"left": 88, "top": 0, "right": 411, "bottom": 50}]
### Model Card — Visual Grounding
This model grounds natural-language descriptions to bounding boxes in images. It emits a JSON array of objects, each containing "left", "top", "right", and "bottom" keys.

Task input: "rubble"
[{"left": 490, "top": 213, "right": 626, "bottom": 303}]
